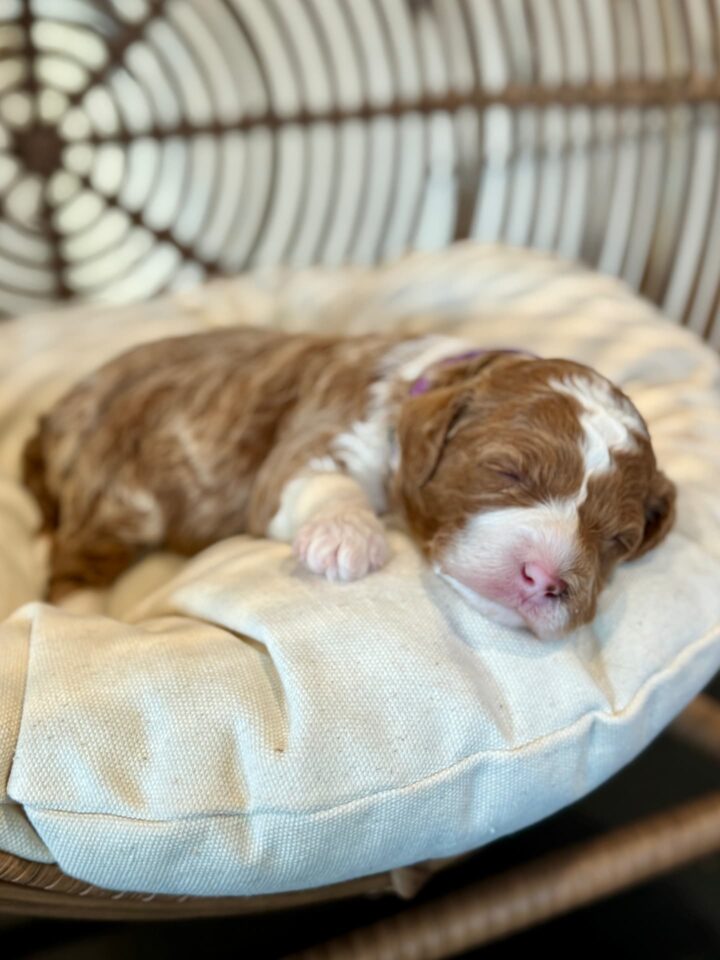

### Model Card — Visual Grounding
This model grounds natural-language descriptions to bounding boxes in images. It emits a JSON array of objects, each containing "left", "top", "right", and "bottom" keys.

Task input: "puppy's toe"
[
  {"left": 335, "top": 520, "right": 388, "bottom": 581},
  {"left": 294, "top": 511, "right": 389, "bottom": 582}
]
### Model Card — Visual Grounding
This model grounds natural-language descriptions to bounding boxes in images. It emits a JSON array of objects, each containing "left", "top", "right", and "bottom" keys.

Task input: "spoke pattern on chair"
[{"left": 0, "top": 0, "right": 718, "bottom": 342}]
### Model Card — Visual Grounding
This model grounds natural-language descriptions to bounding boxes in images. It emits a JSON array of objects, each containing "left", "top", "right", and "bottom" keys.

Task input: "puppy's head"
[{"left": 393, "top": 352, "right": 675, "bottom": 639}]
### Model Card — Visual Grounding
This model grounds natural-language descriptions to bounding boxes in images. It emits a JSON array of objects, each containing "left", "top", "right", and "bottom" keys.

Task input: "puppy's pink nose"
[{"left": 521, "top": 562, "right": 567, "bottom": 600}]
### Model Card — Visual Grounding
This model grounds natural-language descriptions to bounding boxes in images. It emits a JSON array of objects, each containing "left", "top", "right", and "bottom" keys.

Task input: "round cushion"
[{"left": 1, "top": 244, "right": 719, "bottom": 896}]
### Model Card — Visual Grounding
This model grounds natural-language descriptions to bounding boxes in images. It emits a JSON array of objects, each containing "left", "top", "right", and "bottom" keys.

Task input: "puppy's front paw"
[{"left": 293, "top": 511, "right": 389, "bottom": 582}]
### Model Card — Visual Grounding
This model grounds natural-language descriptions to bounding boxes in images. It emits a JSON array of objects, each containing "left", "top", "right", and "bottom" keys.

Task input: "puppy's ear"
[
  {"left": 397, "top": 387, "right": 467, "bottom": 488},
  {"left": 632, "top": 469, "right": 676, "bottom": 559}
]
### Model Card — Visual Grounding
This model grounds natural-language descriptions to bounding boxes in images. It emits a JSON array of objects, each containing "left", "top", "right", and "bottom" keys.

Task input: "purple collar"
[{"left": 410, "top": 348, "right": 531, "bottom": 396}]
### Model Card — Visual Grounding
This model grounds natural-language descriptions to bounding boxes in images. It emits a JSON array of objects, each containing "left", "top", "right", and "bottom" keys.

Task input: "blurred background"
[
  {"left": 0, "top": 0, "right": 720, "bottom": 349},
  {"left": 0, "top": 1, "right": 719, "bottom": 957}
]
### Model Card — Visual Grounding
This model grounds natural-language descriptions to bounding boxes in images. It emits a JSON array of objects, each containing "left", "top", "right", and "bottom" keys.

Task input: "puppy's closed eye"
[
  {"left": 479, "top": 444, "right": 529, "bottom": 488},
  {"left": 483, "top": 458, "right": 528, "bottom": 486},
  {"left": 492, "top": 468, "right": 526, "bottom": 485}
]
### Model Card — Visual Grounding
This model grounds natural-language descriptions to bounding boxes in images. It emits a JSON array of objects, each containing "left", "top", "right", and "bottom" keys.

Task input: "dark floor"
[{"left": 2, "top": 676, "right": 719, "bottom": 960}]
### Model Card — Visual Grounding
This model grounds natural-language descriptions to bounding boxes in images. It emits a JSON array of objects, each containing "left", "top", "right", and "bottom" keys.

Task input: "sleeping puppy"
[{"left": 22, "top": 328, "right": 675, "bottom": 639}]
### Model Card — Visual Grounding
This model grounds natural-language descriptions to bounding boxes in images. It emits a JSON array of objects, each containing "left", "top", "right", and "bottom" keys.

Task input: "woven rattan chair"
[{"left": 0, "top": 3, "right": 719, "bottom": 957}]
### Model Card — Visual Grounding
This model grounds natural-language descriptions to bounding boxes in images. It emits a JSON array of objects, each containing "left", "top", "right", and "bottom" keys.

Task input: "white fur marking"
[
  {"left": 439, "top": 501, "right": 582, "bottom": 637},
  {"left": 272, "top": 337, "right": 481, "bottom": 551},
  {"left": 551, "top": 374, "right": 643, "bottom": 504},
  {"left": 326, "top": 337, "right": 475, "bottom": 512},
  {"left": 448, "top": 501, "right": 581, "bottom": 575},
  {"left": 329, "top": 381, "right": 393, "bottom": 513}
]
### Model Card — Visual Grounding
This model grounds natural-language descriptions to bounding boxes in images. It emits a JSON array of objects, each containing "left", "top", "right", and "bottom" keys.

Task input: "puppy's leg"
[
  {"left": 44, "top": 474, "right": 168, "bottom": 602},
  {"left": 268, "top": 471, "right": 389, "bottom": 582},
  {"left": 47, "top": 531, "right": 142, "bottom": 603}
]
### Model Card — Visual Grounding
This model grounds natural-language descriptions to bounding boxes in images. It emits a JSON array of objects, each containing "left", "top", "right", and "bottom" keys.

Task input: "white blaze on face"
[
  {"left": 444, "top": 501, "right": 581, "bottom": 575},
  {"left": 438, "top": 373, "right": 645, "bottom": 635},
  {"left": 438, "top": 500, "right": 582, "bottom": 636},
  {"left": 550, "top": 374, "right": 644, "bottom": 506}
]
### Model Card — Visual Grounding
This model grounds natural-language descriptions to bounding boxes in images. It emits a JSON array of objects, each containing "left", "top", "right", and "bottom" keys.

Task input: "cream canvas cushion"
[{"left": 0, "top": 244, "right": 719, "bottom": 896}]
